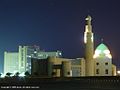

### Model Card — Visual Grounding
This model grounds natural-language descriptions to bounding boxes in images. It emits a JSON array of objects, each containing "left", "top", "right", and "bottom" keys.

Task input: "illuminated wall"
[
  {"left": 4, "top": 51, "right": 19, "bottom": 74},
  {"left": 84, "top": 15, "right": 94, "bottom": 76},
  {"left": 112, "top": 64, "right": 117, "bottom": 76},
  {"left": 71, "top": 58, "right": 85, "bottom": 77},
  {"left": 37, "top": 51, "right": 62, "bottom": 59},
  {"left": 94, "top": 43, "right": 112, "bottom": 76},
  {"left": 18, "top": 45, "right": 62, "bottom": 74},
  {"left": 18, "top": 46, "right": 40, "bottom": 73}
]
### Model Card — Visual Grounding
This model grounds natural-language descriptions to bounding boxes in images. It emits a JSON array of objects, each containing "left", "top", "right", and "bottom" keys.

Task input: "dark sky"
[{"left": 0, "top": 0, "right": 120, "bottom": 73}]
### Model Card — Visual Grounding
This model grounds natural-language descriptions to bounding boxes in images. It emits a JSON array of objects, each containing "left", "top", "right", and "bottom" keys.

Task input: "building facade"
[
  {"left": 3, "top": 15, "right": 117, "bottom": 77},
  {"left": 112, "top": 64, "right": 117, "bottom": 76},
  {"left": 30, "top": 15, "right": 117, "bottom": 77},
  {"left": 4, "top": 45, "right": 62, "bottom": 74},
  {"left": 4, "top": 52, "right": 19, "bottom": 74},
  {"left": 94, "top": 43, "right": 112, "bottom": 76},
  {"left": 31, "top": 57, "right": 85, "bottom": 77},
  {"left": 18, "top": 46, "right": 62, "bottom": 74},
  {"left": 37, "top": 51, "right": 62, "bottom": 59},
  {"left": 18, "top": 45, "right": 40, "bottom": 73},
  {"left": 71, "top": 58, "right": 85, "bottom": 77},
  {"left": 31, "top": 57, "right": 72, "bottom": 77}
]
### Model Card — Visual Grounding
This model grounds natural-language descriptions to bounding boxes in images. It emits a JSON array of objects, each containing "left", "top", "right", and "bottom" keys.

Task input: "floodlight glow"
[
  {"left": 85, "top": 26, "right": 89, "bottom": 32},
  {"left": 10, "top": 73, "right": 14, "bottom": 77},
  {"left": 94, "top": 50, "right": 101, "bottom": 58},
  {"left": 91, "top": 34, "right": 93, "bottom": 42},
  {"left": 95, "top": 50, "right": 101, "bottom": 55},
  {"left": 85, "top": 15, "right": 92, "bottom": 21},
  {"left": 1, "top": 73, "right": 5, "bottom": 78},
  {"left": 93, "top": 54, "right": 99, "bottom": 58},
  {"left": 84, "top": 28, "right": 93, "bottom": 44},
  {"left": 106, "top": 54, "right": 112, "bottom": 59},
  {"left": 19, "top": 72, "right": 25, "bottom": 77},
  {"left": 104, "top": 50, "right": 110, "bottom": 54},
  {"left": 84, "top": 33, "right": 87, "bottom": 43},
  {"left": 117, "top": 70, "right": 120, "bottom": 74},
  {"left": 28, "top": 55, "right": 32, "bottom": 58},
  {"left": 59, "top": 52, "right": 62, "bottom": 56},
  {"left": 34, "top": 51, "right": 37, "bottom": 53}
]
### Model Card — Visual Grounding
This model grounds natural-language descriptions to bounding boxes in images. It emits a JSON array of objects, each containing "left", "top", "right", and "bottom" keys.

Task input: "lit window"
[
  {"left": 34, "top": 51, "right": 37, "bottom": 53},
  {"left": 59, "top": 52, "right": 62, "bottom": 56}
]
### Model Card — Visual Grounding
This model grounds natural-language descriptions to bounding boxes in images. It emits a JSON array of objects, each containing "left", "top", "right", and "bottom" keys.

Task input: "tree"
[
  {"left": 14, "top": 72, "right": 20, "bottom": 77},
  {"left": 0, "top": 73, "right": 2, "bottom": 78},
  {"left": 24, "top": 71, "right": 30, "bottom": 77},
  {"left": 6, "top": 72, "right": 12, "bottom": 77}
]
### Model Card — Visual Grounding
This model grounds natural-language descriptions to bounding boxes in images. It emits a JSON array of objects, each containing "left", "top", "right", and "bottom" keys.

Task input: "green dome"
[
  {"left": 96, "top": 43, "right": 109, "bottom": 51},
  {"left": 94, "top": 43, "right": 112, "bottom": 59}
]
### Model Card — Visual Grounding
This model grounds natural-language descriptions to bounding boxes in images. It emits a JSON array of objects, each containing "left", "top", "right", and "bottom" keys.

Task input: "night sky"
[{"left": 0, "top": 0, "right": 120, "bottom": 73}]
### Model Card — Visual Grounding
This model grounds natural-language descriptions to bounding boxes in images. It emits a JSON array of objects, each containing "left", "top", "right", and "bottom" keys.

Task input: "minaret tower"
[{"left": 84, "top": 15, "right": 94, "bottom": 76}]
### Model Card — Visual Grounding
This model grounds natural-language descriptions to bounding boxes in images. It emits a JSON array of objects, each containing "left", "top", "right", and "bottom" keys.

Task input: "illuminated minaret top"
[
  {"left": 86, "top": 15, "right": 91, "bottom": 23},
  {"left": 84, "top": 15, "right": 94, "bottom": 76},
  {"left": 85, "top": 15, "right": 92, "bottom": 32},
  {"left": 84, "top": 15, "right": 93, "bottom": 43}
]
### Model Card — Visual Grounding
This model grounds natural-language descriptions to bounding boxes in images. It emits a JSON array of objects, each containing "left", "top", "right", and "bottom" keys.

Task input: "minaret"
[{"left": 84, "top": 15, "right": 94, "bottom": 76}]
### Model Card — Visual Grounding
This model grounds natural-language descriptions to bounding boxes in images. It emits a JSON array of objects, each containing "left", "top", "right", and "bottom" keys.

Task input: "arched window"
[
  {"left": 105, "top": 69, "right": 108, "bottom": 74},
  {"left": 96, "top": 69, "right": 99, "bottom": 74}
]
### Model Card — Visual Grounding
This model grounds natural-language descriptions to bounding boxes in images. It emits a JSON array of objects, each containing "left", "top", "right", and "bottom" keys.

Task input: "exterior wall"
[
  {"left": 80, "top": 58, "right": 85, "bottom": 76},
  {"left": 4, "top": 51, "right": 19, "bottom": 74},
  {"left": 71, "top": 65, "right": 80, "bottom": 77},
  {"left": 112, "top": 64, "right": 117, "bottom": 76},
  {"left": 19, "top": 46, "right": 33, "bottom": 73},
  {"left": 37, "top": 51, "right": 62, "bottom": 59},
  {"left": 19, "top": 46, "right": 62, "bottom": 74},
  {"left": 31, "top": 58, "right": 48, "bottom": 77},
  {"left": 18, "top": 46, "right": 26, "bottom": 73},
  {"left": 71, "top": 58, "right": 85, "bottom": 77},
  {"left": 94, "top": 57, "right": 112, "bottom": 76},
  {"left": 48, "top": 57, "right": 54, "bottom": 77},
  {"left": 48, "top": 57, "right": 71, "bottom": 77},
  {"left": 94, "top": 43, "right": 113, "bottom": 76},
  {"left": 62, "top": 61, "right": 71, "bottom": 77},
  {"left": 48, "top": 57, "right": 85, "bottom": 77},
  {"left": 31, "top": 57, "right": 67, "bottom": 77},
  {"left": 85, "top": 32, "right": 94, "bottom": 76}
]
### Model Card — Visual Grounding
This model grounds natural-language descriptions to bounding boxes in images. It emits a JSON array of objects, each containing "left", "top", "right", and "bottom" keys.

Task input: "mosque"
[
  {"left": 31, "top": 15, "right": 116, "bottom": 77},
  {"left": 4, "top": 15, "right": 117, "bottom": 77}
]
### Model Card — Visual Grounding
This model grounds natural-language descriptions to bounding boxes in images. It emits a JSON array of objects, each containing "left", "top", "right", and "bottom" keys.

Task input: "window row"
[
  {"left": 96, "top": 69, "right": 108, "bottom": 74},
  {"left": 96, "top": 62, "right": 108, "bottom": 65}
]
